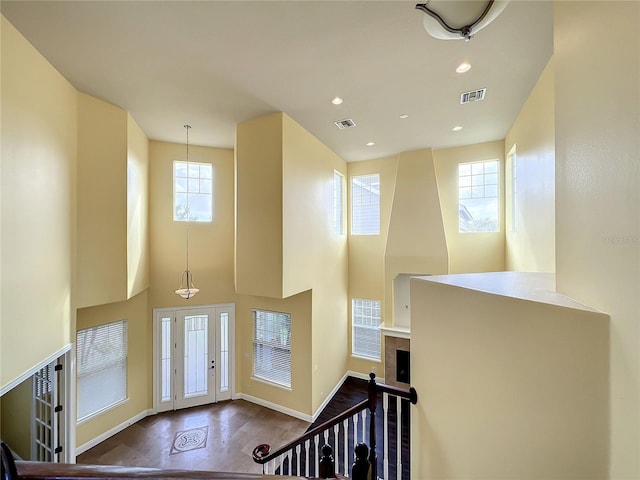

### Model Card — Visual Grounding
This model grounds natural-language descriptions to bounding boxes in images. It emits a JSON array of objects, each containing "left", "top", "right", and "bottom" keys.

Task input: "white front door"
[{"left": 154, "top": 304, "right": 234, "bottom": 412}]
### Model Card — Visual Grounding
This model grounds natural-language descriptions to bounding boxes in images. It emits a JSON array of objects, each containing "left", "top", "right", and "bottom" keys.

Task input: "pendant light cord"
[
  {"left": 184, "top": 124, "right": 192, "bottom": 281},
  {"left": 175, "top": 124, "right": 199, "bottom": 298}
]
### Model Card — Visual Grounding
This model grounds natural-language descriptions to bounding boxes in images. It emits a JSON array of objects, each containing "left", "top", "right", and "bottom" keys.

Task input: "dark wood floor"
[
  {"left": 77, "top": 400, "right": 309, "bottom": 474},
  {"left": 309, "top": 376, "right": 369, "bottom": 430},
  {"left": 77, "top": 377, "right": 410, "bottom": 478}
]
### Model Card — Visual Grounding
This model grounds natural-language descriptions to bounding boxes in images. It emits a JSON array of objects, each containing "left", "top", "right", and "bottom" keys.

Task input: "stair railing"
[
  {"left": 253, "top": 398, "right": 369, "bottom": 477},
  {"left": 252, "top": 373, "right": 417, "bottom": 479},
  {"left": 3, "top": 442, "right": 291, "bottom": 480}
]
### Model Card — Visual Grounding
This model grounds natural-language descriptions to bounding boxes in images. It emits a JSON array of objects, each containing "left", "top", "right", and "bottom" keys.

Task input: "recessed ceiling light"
[
  {"left": 399, "top": 114, "right": 409, "bottom": 119},
  {"left": 332, "top": 97, "right": 343, "bottom": 105},
  {"left": 456, "top": 62, "right": 472, "bottom": 74},
  {"left": 452, "top": 125, "right": 463, "bottom": 132},
  {"left": 366, "top": 142, "right": 375, "bottom": 146}
]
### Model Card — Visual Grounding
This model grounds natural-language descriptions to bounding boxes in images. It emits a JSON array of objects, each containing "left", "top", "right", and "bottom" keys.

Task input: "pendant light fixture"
[
  {"left": 175, "top": 124, "right": 200, "bottom": 299},
  {"left": 415, "top": 0, "right": 509, "bottom": 41}
]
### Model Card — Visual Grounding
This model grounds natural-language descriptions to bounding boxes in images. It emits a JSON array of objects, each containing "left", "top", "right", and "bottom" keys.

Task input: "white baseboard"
[
  {"left": 347, "top": 370, "right": 385, "bottom": 385},
  {"left": 310, "top": 371, "right": 386, "bottom": 422},
  {"left": 311, "top": 372, "right": 349, "bottom": 422},
  {"left": 75, "top": 409, "right": 154, "bottom": 456},
  {"left": 76, "top": 372, "right": 388, "bottom": 457},
  {"left": 234, "top": 393, "right": 313, "bottom": 423}
]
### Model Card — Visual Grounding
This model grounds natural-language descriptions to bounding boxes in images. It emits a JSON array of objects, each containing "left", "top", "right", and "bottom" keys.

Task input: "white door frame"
[
  {"left": 152, "top": 304, "right": 235, "bottom": 412},
  {"left": 29, "top": 347, "right": 74, "bottom": 463}
]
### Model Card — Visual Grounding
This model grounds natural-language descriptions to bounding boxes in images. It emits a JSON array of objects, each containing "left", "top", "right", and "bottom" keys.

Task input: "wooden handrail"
[
  {"left": 2, "top": 443, "right": 315, "bottom": 480},
  {"left": 377, "top": 383, "right": 418, "bottom": 404},
  {"left": 14, "top": 461, "right": 310, "bottom": 479}
]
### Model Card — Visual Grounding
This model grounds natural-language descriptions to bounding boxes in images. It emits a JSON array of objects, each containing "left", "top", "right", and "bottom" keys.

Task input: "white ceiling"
[{"left": 1, "top": 1, "right": 553, "bottom": 162}]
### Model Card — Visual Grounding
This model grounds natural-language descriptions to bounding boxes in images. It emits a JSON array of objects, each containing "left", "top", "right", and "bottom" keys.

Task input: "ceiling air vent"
[
  {"left": 460, "top": 88, "right": 486, "bottom": 104},
  {"left": 334, "top": 118, "right": 356, "bottom": 129}
]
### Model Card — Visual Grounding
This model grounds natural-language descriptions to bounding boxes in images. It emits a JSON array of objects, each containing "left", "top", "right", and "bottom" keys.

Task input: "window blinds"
[
  {"left": 253, "top": 310, "right": 291, "bottom": 388},
  {"left": 351, "top": 174, "right": 380, "bottom": 235},
  {"left": 76, "top": 319, "right": 128, "bottom": 421},
  {"left": 352, "top": 298, "right": 381, "bottom": 360}
]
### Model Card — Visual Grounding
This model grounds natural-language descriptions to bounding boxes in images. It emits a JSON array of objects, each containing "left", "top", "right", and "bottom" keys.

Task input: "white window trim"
[
  {"left": 76, "top": 319, "right": 128, "bottom": 423},
  {"left": 351, "top": 298, "right": 382, "bottom": 361},
  {"left": 173, "top": 160, "right": 213, "bottom": 222},
  {"left": 508, "top": 146, "right": 517, "bottom": 232},
  {"left": 252, "top": 309, "right": 292, "bottom": 389},
  {"left": 333, "top": 170, "right": 345, "bottom": 235},
  {"left": 351, "top": 173, "right": 381, "bottom": 236},
  {"left": 458, "top": 159, "right": 500, "bottom": 233}
]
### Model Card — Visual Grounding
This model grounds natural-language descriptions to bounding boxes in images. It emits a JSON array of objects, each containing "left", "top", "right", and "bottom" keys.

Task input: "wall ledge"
[
  {"left": 413, "top": 271, "right": 601, "bottom": 313},
  {"left": 380, "top": 326, "right": 411, "bottom": 340}
]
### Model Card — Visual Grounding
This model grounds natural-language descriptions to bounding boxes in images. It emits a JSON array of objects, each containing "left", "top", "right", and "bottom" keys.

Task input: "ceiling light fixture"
[
  {"left": 366, "top": 142, "right": 376, "bottom": 147},
  {"left": 175, "top": 124, "right": 200, "bottom": 300},
  {"left": 399, "top": 114, "right": 409, "bottom": 119},
  {"left": 456, "top": 62, "right": 472, "bottom": 73},
  {"left": 415, "top": 0, "right": 509, "bottom": 41},
  {"left": 452, "top": 125, "right": 463, "bottom": 132},
  {"left": 332, "top": 96, "right": 344, "bottom": 105}
]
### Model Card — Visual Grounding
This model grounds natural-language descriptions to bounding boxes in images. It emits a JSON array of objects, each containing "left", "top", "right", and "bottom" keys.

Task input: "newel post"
[
  {"left": 351, "top": 442, "right": 369, "bottom": 480},
  {"left": 367, "top": 371, "right": 378, "bottom": 480},
  {"left": 319, "top": 444, "right": 336, "bottom": 478},
  {"left": 1, "top": 443, "right": 18, "bottom": 480}
]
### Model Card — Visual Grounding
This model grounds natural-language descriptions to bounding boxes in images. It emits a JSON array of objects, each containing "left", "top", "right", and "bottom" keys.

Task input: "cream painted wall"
[
  {"left": 235, "top": 112, "right": 350, "bottom": 414},
  {"left": 148, "top": 139, "right": 239, "bottom": 408},
  {"left": 1, "top": 12, "right": 3, "bottom": 372},
  {"left": 281, "top": 114, "right": 348, "bottom": 412},
  {"left": 148, "top": 140, "right": 236, "bottom": 309},
  {"left": 0, "top": 378, "right": 32, "bottom": 459},
  {"left": 1, "top": 16, "right": 76, "bottom": 389},
  {"left": 75, "top": 291, "right": 150, "bottom": 448},
  {"left": 433, "top": 141, "right": 505, "bottom": 273},
  {"left": 76, "top": 93, "right": 128, "bottom": 308},
  {"left": 410, "top": 275, "right": 609, "bottom": 479},
  {"left": 384, "top": 148, "right": 449, "bottom": 327},
  {"left": 127, "top": 115, "right": 149, "bottom": 298},
  {"left": 505, "top": 59, "right": 555, "bottom": 272},
  {"left": 235, "top": 113, "right": 284, "bottom": 299},
  {"left": 346, "top": 156, "right": 398, "bottom": 376},
  {"left": 281, "top": 114, "right": 345, "bottom": 297},
  {"left": 554, "top": 2, "right": 640, "bottom": 477},
  {"left": 236, "top": 292, "right": 313, "bottom": 416}
]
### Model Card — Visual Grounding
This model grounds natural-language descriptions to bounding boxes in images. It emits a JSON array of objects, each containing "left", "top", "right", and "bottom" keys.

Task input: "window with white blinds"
[
  {"left": 352, "top": 298, "right": 381, "bottom": 360},
  {"left": 253, "top": 310, "right": 291, "bottom": 388},
  {"left": 351, "top": 173, "right": 380, "bottom": 235},
  {"left": 76, "top": 320, "right": 128, "bottom": 421},
  {"left": 333, "top": 170, "right": 344, "bottom": 235}
]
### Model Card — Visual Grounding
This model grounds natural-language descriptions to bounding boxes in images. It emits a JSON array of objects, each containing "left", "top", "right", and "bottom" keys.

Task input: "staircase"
[
  {"left": 252, "top": 373, "right": 417, "bottom": 479},
  {"left": 1, "top": 374, "right": 417, "bottom": 480}
]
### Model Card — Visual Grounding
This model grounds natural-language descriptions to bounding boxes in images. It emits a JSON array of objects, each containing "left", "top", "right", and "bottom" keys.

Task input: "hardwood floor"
[
  {"left": 77, "top": 377, "right": 410, "bottom": 478},
  {"left": 308, "top": 376, "right": 369, "bottom": 430},
  {"left": 76, "top": 400, "right": 310, "bottom": 474}
]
